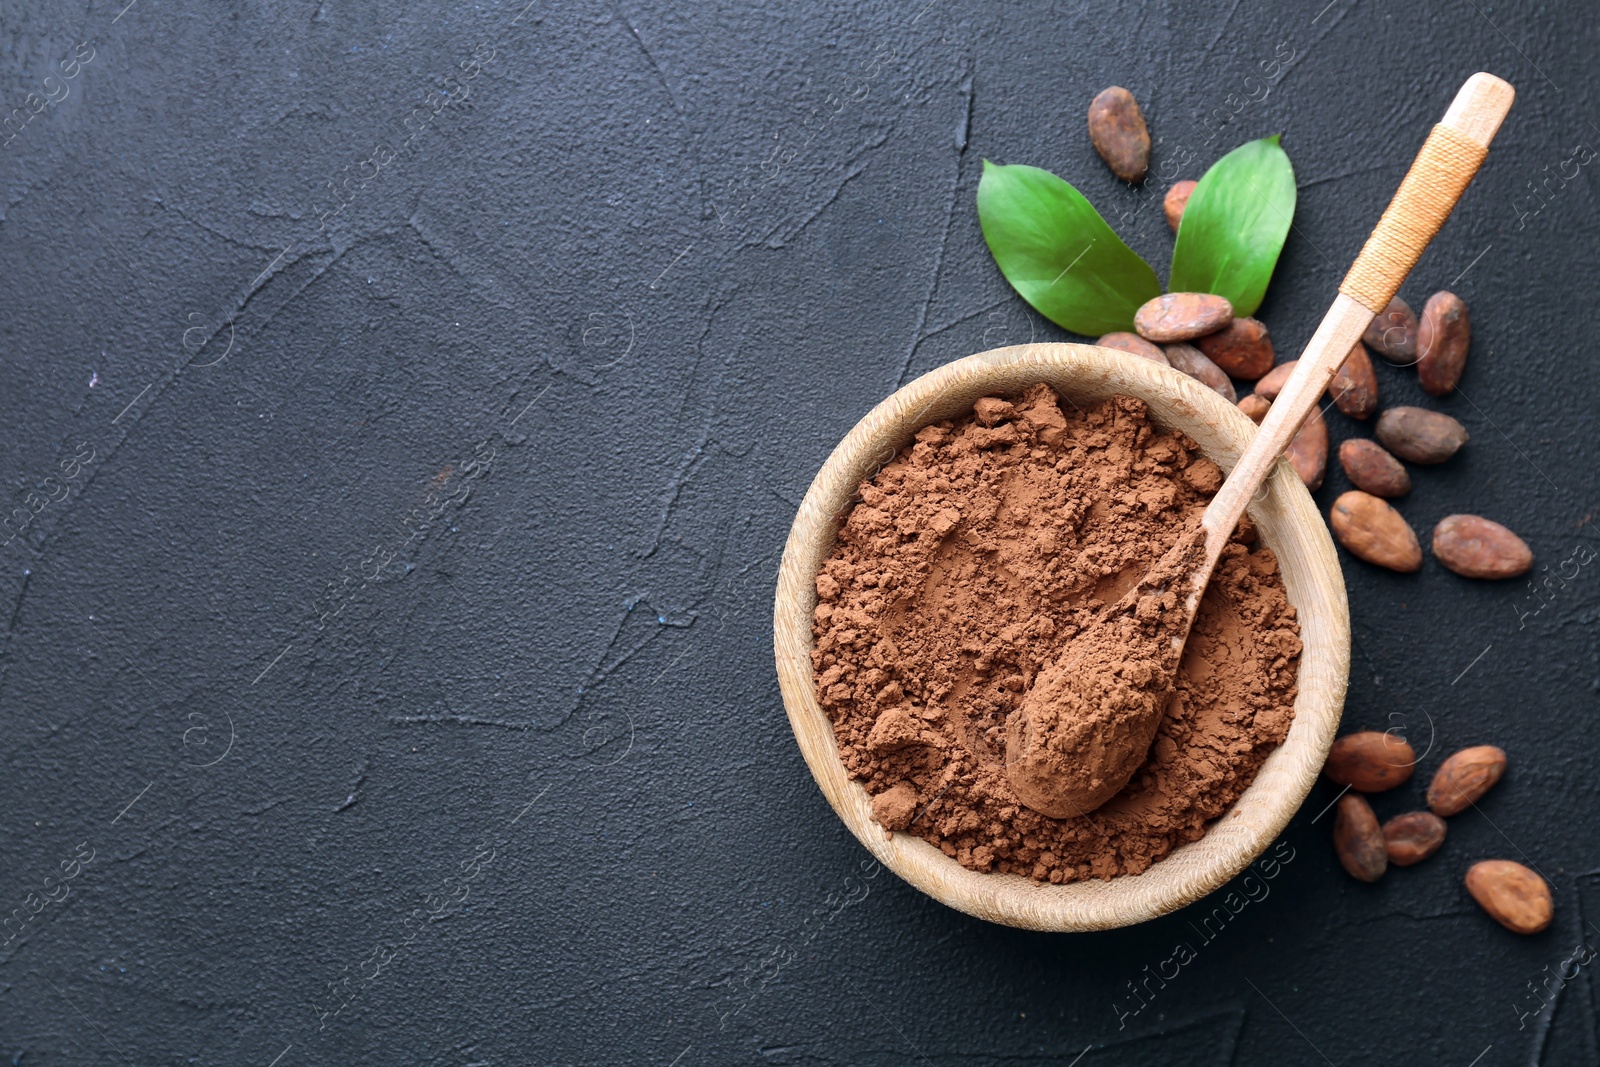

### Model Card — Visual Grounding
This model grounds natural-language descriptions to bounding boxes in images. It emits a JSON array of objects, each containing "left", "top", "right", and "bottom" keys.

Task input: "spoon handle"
[{"left": 1198, "top": 72, "right": 1516, "bottom": 565}]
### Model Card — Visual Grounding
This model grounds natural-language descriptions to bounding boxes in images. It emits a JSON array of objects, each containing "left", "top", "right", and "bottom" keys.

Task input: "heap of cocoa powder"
[{"left": 811, "top": 385, "right": 1303, "bottom": 883}]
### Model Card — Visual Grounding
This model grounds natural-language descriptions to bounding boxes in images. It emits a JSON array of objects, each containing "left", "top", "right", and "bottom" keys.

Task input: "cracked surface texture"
[{"left": 0, "top": 0, "right": 1593, "bottom": 1062}]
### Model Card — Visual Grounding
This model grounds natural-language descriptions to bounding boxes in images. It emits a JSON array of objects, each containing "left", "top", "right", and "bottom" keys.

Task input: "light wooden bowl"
[{"left": 774, "top": 343, "right": 1350, "bottom": 931}]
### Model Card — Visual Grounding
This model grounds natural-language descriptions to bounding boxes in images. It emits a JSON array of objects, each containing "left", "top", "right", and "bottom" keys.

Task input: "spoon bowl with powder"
[{"left": 1004, "top": 73, "right": 1514, "bottom": 820}]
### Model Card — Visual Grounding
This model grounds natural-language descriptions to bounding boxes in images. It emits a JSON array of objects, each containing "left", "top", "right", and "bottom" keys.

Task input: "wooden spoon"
[{"left": 1005, "top": 73, "right": 1515, "bottom": 819}]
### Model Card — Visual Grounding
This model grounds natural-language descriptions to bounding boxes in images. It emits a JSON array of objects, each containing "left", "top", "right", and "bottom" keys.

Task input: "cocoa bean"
[
  {"left": 1253, "top": 360, "right": 1297, "bottom": 400},
  {"left": 1096, "top": 331, "right": 1169, "bottom": 365},
  {"left": 1338, "top": 439, "right": 1410, "bottom": 498},
  {"left": 1327, "top": 341, "right": 1379, "bottom": 419},
  {"left": 1164, "top": 179, "right": 1197, "bottom": 231},
  {"left": 1237, "top": 394, "right": 1271, "bottom": 423},
  {"left": 1466, "top": 860, "right": 1553, "bottom": 935},
  {"left": 1325, "top": 730, "right": 1416, "bottom": 792},
  {"left": 1163, "top": 343, "right": 1236, "bottom": 401},
  {"left": 1432, "top": 515, "right": 1532, "bottom": 579},
  {"left": 1427, "top": 745, "right": 1507, "bottom": 816},
  {"left": 1417, "top": 291, "right": 1470, "bottom": 396},
  {"left": 1375, "top": 406, "right": 1468, "bottom": 464},
  {"left": 1194, "top": 316, "right": 1274, "bottom": 379},
  {"left": 1334, "top": 793, "right": 1387, "bottom": 882},
  {"left": 1330, "top": 491, "right": 1423, "bottom": 572},
  {"left": 1286, "top": 406, "right": 1328, "bottom": 490},
  {"left": 1363, "top": 296, "right": 1419, "bottom": 363},
  {"left": 1383, "top": 811, "right": 1447, "bottom": 866},
  {"left": 1087, "top": 86, "right": 1150, "bottom": 183},
  {"left": 1134, "top": 292, "right": 1234, "bottom": 342}
]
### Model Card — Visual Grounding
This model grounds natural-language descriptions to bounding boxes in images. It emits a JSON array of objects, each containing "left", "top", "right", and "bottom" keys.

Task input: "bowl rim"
[{"left": 773, "top": 342, "right": 1350, "bottom": 931}]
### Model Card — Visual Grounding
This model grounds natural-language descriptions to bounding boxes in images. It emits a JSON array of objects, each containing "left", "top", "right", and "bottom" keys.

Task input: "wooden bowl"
[{"left": 773, "top": 343, "right": 1350, "bottom": 931}]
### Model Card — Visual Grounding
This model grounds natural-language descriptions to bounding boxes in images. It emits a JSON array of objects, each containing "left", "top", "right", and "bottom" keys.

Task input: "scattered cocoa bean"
[
  {"left": 1327, "top": 341, "right": 1379, "bottom": 419},
  {"left": 1330, "top": 491, "right": 1423, "bottom": 572},
  {"left": 1334, "top": 793, "right": 1387, "bottom": 882},
  {"left": 1095, "top": 331, "right": 1169, "bottom": 365},
  {"left": 1338, "top": 439, "right": 1410, "bottom": 498},
  {"left": 1417, "top": 291, "right": 1470, "bottom": 396},
  {"left": 1286, "top": 406, "right": 1328, "bottom": 490},
  {"left": 1237, "top": 394, "right": 1271, "bottom": 423},
  {"left": 1134, "top": 292, "right": 1234, "bottom": 342},
  {"left": 1163, "top": 343, "right": 1236, "bottom": 401},
  {"left": 1427, "top": 745, "right": 1507, "bottom": 816},
  {"left": 1087, "top": 86, "right": 1150, "bottom": 183},
  {"left": 1325, "top": 730, "right": 1417, "bottom": 792},
  {"left": 1383, "top": 811, "right": 1447, "bottom": 866},
  {"left": 1363, "top": 296, "right": 1419, "bottom": 363},
  {"left": 1164, "top": 179, "right": 1197, "bottom": 231},
  {"left": 1194, "top": 316, "right": 1274, "bottom": 379},
  {"left": 1375, "top": 407, "right": 1468, "bottom": 464},
  {"left": 1253, "top": 360, "right": 1296, "bottom": 400},
  {"left": 1466, "top": 860, "right": 1553, "bottom": 935},
  {"left": 1432, "top": 515, "right": 1532, "bottom": 579}
]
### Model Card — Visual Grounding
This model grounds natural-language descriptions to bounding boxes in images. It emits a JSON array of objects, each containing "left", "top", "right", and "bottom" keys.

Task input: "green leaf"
[
  {"left": 1169, "top": 135, "right": 1296, "bottom": 317},
  {"left": 977, "top": 161, "right": 1161, "bottom": 336}
]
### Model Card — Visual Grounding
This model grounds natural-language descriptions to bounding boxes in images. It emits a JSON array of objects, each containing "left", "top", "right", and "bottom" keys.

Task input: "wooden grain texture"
[
  {"left": 773, "top": 343, "right": 1351, "bottom": 931},
  {"left": 1441, "top": 72, "right": 1516, "bottom": 146}
]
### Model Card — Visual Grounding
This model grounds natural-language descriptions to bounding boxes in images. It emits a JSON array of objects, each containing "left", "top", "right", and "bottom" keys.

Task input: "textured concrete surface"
[{"left": 0, "top": 0, "right": 1597, "bottom": 1063}]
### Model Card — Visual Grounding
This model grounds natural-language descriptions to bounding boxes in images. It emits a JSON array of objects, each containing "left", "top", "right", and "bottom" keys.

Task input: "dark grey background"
[{"left": 0, "top": 0, "right": 1595, "bottom": 1063}]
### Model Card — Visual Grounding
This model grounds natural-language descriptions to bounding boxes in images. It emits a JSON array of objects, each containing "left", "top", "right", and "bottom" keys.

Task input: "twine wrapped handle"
[{"left": 1340, "top": 73, "right": 1516, "bottom": 313}]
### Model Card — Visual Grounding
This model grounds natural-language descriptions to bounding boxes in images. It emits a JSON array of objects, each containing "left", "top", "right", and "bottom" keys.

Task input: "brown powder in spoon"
[
  {"left": 1003, "top": 521, "right": 1205, "bottom": 819},
  {"left": 810, "top": 385, "right": 1301, "bottom": 883}
]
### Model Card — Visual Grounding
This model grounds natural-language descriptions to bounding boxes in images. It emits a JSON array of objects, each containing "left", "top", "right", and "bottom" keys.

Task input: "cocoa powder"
[
  {"left": 811, "top": 385, "right": 1302, "bottom": 883},
  {"left": 1005, "top": 520, "right": 1205, "bottom": 818}
]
